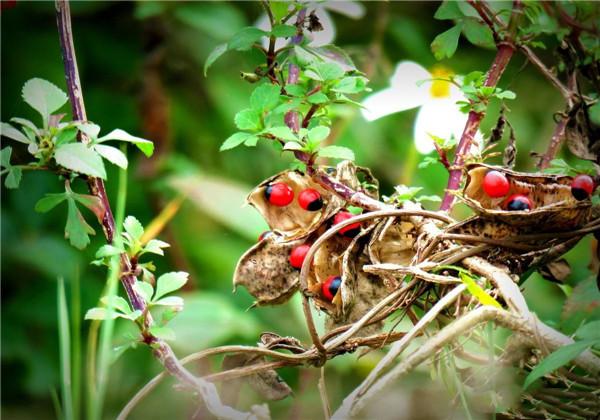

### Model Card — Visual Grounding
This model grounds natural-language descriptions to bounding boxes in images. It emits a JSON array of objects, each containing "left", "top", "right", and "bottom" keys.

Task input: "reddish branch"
[
  {"left": 440, "top": 0, "right": 522, "bottom": 212},
  {"left": 55, "top": 0, "right": 225, "bottom": 408},
  {"left": 439, "top": 43, "right": 515, "bottom": 211}
]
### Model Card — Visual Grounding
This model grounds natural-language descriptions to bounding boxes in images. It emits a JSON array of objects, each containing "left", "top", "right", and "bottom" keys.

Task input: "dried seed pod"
[
  {"left": 368, "top": 218, "right": 417, "bottom": 267},
  {"left": 233, "top": 235, "right": 303, "bottom": 306},
  {"left": 460, "top": 163, "right": 592, "bottom": 230},
  {"left": 247, "top": 171, "right": 341, "bottom": 240}
]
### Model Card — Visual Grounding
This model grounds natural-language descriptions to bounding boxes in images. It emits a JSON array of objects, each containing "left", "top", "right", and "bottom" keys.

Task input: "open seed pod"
[
  {"left": 460, "top": 163, "right": 592, "bottom": 230},
  {"left": 306, "top": 232, "right": 352, "bottom": 314},
  {"left": 233, "top": 235, "right": 305, "bottom": 306},
  {"left": 368, "top": 217, "right": 417, "bottom": 267},
  {"left": 326, "top": 237, "right": 388, "bottom": 336},
  {"left": 247, "top": 170, "right": 343, "bottom": 240}
]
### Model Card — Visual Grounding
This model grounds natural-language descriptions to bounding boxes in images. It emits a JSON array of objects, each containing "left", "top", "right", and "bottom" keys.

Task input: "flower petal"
[
  {"left": 323, "top": 1, "right": 365, "bottom": 19},
  {"left": 390, "top": 61, "right": 431, "bottom": 90},
  {"left": 361, "top": 85, "right": 428, "bottom": 121},
  {"left": 413, "top": 97, "right": 469, "bottom": 154}
]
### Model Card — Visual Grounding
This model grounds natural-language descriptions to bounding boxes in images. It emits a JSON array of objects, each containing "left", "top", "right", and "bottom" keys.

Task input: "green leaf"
[
  {"left": 234, "top": 109, "right": 262, "bottom": 131},
  {"left": 243, "top": 135, "right": 259, "bottom": 147},
  {"left": 305, "top": 62, "right": 345, "bottom": 82},
  {"left": 1, "top": 122, "right": 31, "bottom": 144},
  {"left": 307, "top": 92, "right": 329, "bottom": 104},
  {"left": 220, "top": 132, "right": 253, "bottom": 151},
  {"left": 35, "top": 193, "right": 68, "bottom": 213},
  {"left": 154, "top": 271, "right": 189, "bottom": 300},
  {"left": 283, "top": 141, "right": 304, "bottom": 151},
  {"left": 85, "top": 307, "right": 110, "bottom": 321},
  {"left": 523, "top": 339, "right": 598, "bottom": 390},
  {"left": 76, "top": 122, "right": 101, "bottom": 139},
  {"left": 133, "top": 281, "right": 154, "bottom": 303},
  {"left": 271, "top": 24, "right": 297, "bottom": 38},
  {"left": 204, "top": 43, "right": 228, "bottom": 76},
  {"left": 418, "top": 156, "right": 439, "bottom": 169},
  {"left": 250, "top": 83, "right": 281, "bottom": 112},
  {"left": 94, "top": 144, "right": 128, "bottom": 169},
  {"left": 21, "top": 78, "right": 68, "bottom": 122},
  {"left": 96, "top": 129, "right": 154, "bottom": 157},
  {"left": 148, "top": 326, "right": 176, "bottom": 341},
  {"left": 10, "top": 117, "right": 39, "bottom": 136},
  {"left": 575, "top": 320, "right": 600, "bottom": 341},
  {"left": 332, "top": 76, "right": 368, "bottom": 94},
  {"left": 142, "top": 239, "right": 170, "bottom": 256},
  {"left": 95, "top": 244, "right": 123, "bottom": 259},
  {"left": 311, "top": 45, "right": 357, "bottom": 71},
  {"left": 65, "top": 198, "right": 95, "bottom": 250},
  {"left": 459, "top": 272, "right": 502, "bottom": 308},
  {"left": 285, "top": 84, "right": 307, "bottom": 97},
  {"left": 54, "top": 127, "right": 79, "bottom": 147},
  {"left": 152, "top": 296, "right": 184, "bottom": 309},
  {"left": 307, "top": 126, "right": 330, "bottom": 143},
  {"left": 271, "top": 1, "right": 292, "bottom": 21},
  {"left": 54, "top": 143, "right": 107, "bottom": 179},
  {"left": 5, "top": 166, "right": 22, "bottom": 189},
  {"left": 495, "top": 90, "right": 516, "bottom": 100},
  {"left": 434, "top": 1, "right": 464, "bottom": 20},
  {"left": 264, "top": 126, "right": 297, "bottom": 141},
  {"left": 0, "top": 146, "right": 11, "bottom": 168},
  {"left": 462, "top": 17, "right": 495, "bottom": 49},
  {"left": 123, "top": 215, "right": 144, "bottom": 242},
  {"left": 319, "top": 145, "right": 355, "bottom": 161},
  {"left": 228, "top": 27, "right": 268, "bottom": 51},
  {"left": 431, "top": 24, "right": 463, "bottom": 60},
  {"left": 100, "top": 296, "right": 132, "bottom": 314}
]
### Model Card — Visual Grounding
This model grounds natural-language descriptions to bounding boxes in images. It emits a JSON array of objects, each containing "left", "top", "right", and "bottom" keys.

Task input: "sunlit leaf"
[
  {"left": 459, "top": 272, "right": 502, "bottom": 308},
  {"left": 96, "top": 128, "right": 154, "bottom": 157},
  {"left": 431, "top": 24, "right": 463, "bottom": 60},
  {"left": 54, "top": 143, "right": 107, "bottom": 179},
  {"left": 319, "top": 145, "right": 354, "bottom": 161},
  {"left": 21, "top": 78, "right": 68, "bottom": 122},
  {"left": 94, "top": 144, "right": 128, "bottom": 169},
  {"left": 154, "top": 271, "right": 189, "bottom": 301}
]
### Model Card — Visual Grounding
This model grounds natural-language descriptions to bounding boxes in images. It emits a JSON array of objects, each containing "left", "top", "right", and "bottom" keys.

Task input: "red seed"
[
  {"left": 505, "top": 194, "right": 533, "bottom": 211},
  {"left": 289, "top": 244, "right": 311, "bottom": 269},
  {"left": 333, "top": 211, "right": 361, "bottom": 237},
  {"left": 321, "top": 275, "right": 342, "bottom": 301},
  {"left": 483, "top": 170, "right": 510, "bottom": 198},
  {"left": 265, "top": 182, "right": 294, "bottom": 206},
  {"left": 298, "top": 188, "right": 323, "bottom": 211},
  {"left": 571, "top": 174, "right": 595, "bottom": 201}
]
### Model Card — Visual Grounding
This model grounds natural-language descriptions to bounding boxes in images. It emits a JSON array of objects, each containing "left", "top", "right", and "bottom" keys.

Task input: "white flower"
[
  {"left": 256, "top": 1, "right": 365, "bottom": 49},
  {"left": 361, "top": 61, "right": 480, "bottom": 154}
]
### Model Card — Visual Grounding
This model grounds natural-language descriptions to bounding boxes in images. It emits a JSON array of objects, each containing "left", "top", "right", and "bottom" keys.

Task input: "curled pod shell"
[
  {"left": 329, "top": 161, "right": 380, "bottom": 200},
  {"left": 460, "top": 163, "right": 592, "bottom": 230},
  {"left": 326, "top": 233, "right": 387, "bottom": 336},
  {"left": 233, "top": 234, "right": 303, "bottom": 306}
]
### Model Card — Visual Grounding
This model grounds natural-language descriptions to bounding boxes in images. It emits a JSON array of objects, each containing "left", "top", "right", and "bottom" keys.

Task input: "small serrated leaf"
[
  {"left": 228, "top": 27, "right": 268, "bottom": 51},
  {"left": 133, "top": 281, "right": 154, "bottom": 303},
  {"left": 220, "top": 132, "right": 253, "bottom": 151},
  {"left": 271, "top": 24, "right": 297, "bottom": 38},
  {"left": 250, "top": 83, "right": 281, "bottom": 112},
  {"left": 234, "top": 109, "right": 262, "bottom": 131},
  {"left": 307, "top": 126, "right": 330, "bottom": 143},
  {"left": 100, "top": 295, "right": 132, "bottom": 314},
  {"left": 265, "top": 126, "right": 297, "bottom": 141},
  {"left": 54, "top": 143, "right": 107, "bottom": 179},
  {"left": 65, "top": 198, "right": 95, "bottom": 250},
  {"left": 319, "top": 145, "right": 355, "bottom": 161},
  {"left": 142, "top": 239, "right": 170, "bottom": 256},
  {"left": 35, "top": 193, "right": 68, "bottom": 213},
  {"left": 96, "top": 129, "right": 154, "bottom": 157},
  {"left": 204, "top": 43, "right": 228, "bottom": 76},
  {"left": 21, "top": 78, "right": 68, "bottom": 122},
  {"left": 148, "top": 326, "right": 176, "bottom": 341},
  {"left": 154, "top": 271, "right": 189, "bottom": 300},
  {"left": 431, "top": 24, "right": 463, "bottom": 61},
  {"left": 95, "top": 244, "right": 123, "bottom": 259},
  {"left": 1, "top": 122, "right": 31, "bottom": 144},
  {"left": 94, "top": 144, "right": 128, "bottom": 169},
  {"left": 124, "top": 216, "right": 144, "bottom": 242}
]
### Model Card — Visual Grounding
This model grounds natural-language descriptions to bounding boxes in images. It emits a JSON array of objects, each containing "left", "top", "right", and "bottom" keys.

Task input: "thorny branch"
[
  {"left": 440, "top": 0, "right": 522, "bottom": 212},
  {"left": 55, "top": 1, "right": 262, "bottom": 419}
]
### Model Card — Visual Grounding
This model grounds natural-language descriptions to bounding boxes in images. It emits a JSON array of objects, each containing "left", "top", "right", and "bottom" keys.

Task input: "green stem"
[
  {"left": 93, "top": 157, "right": 128, "bottom": 420},
  {"left": 57, "top": 277, "right": 74, "bottom": 420},
  {"left": 71, "top": 269, "right": 81, "bottom": 420}
]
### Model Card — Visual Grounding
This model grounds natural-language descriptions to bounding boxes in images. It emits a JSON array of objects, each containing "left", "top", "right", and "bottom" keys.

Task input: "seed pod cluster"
[{"left": 461, "top": 163, "right": 593, "bottom": 230}]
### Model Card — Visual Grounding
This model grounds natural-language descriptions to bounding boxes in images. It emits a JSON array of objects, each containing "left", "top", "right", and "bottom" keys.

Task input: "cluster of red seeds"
[
  {"left": 482, "top": 170, "right": 596, "bottom": 211},
  {"left": 264, "top": 182, "right": 324, "bottom": 210},
  {"left": 262, "top": 182, "right": 363, "bottom": 302}
]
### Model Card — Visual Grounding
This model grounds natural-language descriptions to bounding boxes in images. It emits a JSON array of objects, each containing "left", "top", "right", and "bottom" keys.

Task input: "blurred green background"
[{"left": 1, "top": 1, "right": 598, "bottom": 419}]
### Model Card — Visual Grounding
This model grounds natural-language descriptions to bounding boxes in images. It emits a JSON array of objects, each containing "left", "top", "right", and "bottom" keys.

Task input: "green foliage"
[
  {"left": 384, "top": 185, "right": 441, "bottom": 205},
  {"left": 35, "top": 183, "right": 103, "bottom": 249},
  {"left": 459, "top": 272, "right": 502, "bottom": 308},
  {"left": 0, "top": 146, "right": 23, "bottom": 188},
  {"left": 22, "top": 78, "right": 68, "bottom": 126},
  {"left": 431, "top": 24, "right": 463, "bottom": 61}
]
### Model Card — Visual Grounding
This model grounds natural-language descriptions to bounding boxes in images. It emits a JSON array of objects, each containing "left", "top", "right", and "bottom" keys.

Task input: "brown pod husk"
[
  {"left": 460, "top": 163, "right": 592, "bottom": 230},
  {"left": 233, "top": 235, "right": 304, "bottom": 306},
  {"left": 247, "top": 170, "right": 342, "bottom": 240},
  {"left": 222, "top": 354, "right": 292, "bottom": 401},
  {"left": 332, "top": 161, "right": 380, "bottom": 200}
]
